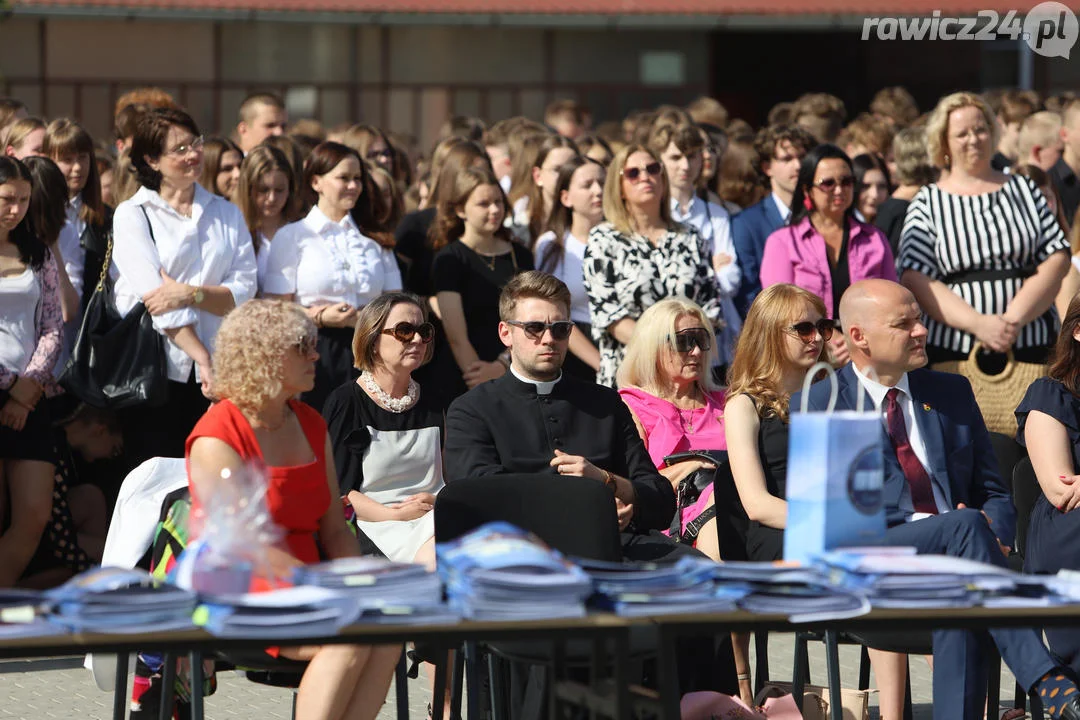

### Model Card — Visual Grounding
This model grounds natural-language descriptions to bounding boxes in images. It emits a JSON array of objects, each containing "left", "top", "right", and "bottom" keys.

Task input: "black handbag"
[
  {"left": 662, "top": 449, "right": 724, "bottom": 544},
  {"left": 59, "top": 208, "right": 168, "bottom": 409}
]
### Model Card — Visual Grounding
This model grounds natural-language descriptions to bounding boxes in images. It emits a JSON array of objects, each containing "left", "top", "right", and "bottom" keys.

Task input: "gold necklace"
[{"left": 474, "top": 243, "right": 519, "bottom": 273}]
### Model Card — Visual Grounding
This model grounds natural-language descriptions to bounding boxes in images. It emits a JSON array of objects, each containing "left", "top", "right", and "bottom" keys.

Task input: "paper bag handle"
[{"left": 798, "top": 362, "right": 871, "bottom": 414}]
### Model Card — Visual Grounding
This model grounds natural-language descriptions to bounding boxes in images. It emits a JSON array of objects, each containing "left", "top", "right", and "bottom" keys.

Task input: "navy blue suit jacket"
[
  {"left": 731, "top": 196, "right": 785, "bottom": 317},
  {"left": 793, "top": 364, "right": 1017, "bottom": 546}
]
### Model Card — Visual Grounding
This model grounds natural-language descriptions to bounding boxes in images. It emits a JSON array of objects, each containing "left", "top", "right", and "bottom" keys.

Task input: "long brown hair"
[
  {"left": 726, "top": 284, "right": 828, "bottom": 422},
  {"left": 428, "top": 165, "right": 510, "bottom": 252},
  {"left": 540, "top": 156, "right": 598, "bottom": 274},
  {"left": 42, "top": 118, "right": 106, "bottom": 226},
  {"left": 234, "top": 145, "right": 299, "bottom": 253},
  {"left": 525, "top": 135, "right": 579, "bottom": 245},
  {"left": 198, "top": 136, "right": 242, "bottom": 197},
  {"left": 1049, "top": 293, "right": 1080, "bottom": 397}
]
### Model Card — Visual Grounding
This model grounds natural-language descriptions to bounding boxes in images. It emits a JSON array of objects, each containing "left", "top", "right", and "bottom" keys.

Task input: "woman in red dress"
[{"left": 186, "top": 299, "right": 400, "bottom": 720}]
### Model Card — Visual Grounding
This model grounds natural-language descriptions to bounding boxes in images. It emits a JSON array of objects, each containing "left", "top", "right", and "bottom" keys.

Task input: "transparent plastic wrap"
[{"left": 173, "top": 463, "right": 285, "bottom": 595}]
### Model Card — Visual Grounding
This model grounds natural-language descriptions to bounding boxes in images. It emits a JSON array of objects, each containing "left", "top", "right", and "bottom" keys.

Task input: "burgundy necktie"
[{"left": 884, "top": 388, "right": 938, "bottom": 515}]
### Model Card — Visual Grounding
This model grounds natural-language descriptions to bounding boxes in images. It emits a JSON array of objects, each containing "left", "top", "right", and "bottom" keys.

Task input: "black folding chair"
[{"left": 434, "top": 473, "right": 629, "bottom": 720}]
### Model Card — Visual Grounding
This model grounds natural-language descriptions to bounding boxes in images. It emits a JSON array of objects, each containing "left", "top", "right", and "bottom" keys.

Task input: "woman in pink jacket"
[{"left": 759, "top": 144, "right": 896, "bottom": 364}]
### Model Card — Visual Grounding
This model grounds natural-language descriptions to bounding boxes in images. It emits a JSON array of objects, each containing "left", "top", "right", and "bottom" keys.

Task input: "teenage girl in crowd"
[
  {"left": 198, "top": 137, "right": 243, "bottom": 198},
  {"left": 534, "top": 156, "right": 604, "bottom": 381},
  {"left": 263, "top": 141, "right": 402, "bottom": 411},
  {"left": 431, "top": 165, "right": 532, "bottom": 396},
  {"left": 233, "top": 145, "right": 299, "bottom": 291}
]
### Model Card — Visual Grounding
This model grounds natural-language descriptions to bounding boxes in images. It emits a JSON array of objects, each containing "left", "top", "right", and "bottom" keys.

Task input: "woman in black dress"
[
  {"left": 1016, "top": 292, "right": 1080, "bottom": 675},
  {"left": 723, "top": 283, "right": 830, "bottom": 562},
  {"left": 431, "top": 166, "right": 532, "bottom": 398}
]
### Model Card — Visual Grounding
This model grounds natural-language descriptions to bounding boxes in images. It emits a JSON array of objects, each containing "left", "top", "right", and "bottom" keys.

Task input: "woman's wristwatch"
[
  {"left": 191, "top": 286, "right": 205, "bottom": 306},
  {"left": 600, "top": 469, "right": 617, "bottom": 491}
]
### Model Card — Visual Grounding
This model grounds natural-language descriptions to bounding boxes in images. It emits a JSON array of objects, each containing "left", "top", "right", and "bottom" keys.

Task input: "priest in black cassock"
[
  {"left": 445, "top": 271, "right": 736, "bottom": 698},
  {"left": 444, "top": 270, "right": 684, "bottom": 559}
]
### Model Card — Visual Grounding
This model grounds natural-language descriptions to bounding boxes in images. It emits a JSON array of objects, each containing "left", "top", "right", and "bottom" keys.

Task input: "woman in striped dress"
[{"left": 899, "top": 91, "right": 1070, "bottom": 369}]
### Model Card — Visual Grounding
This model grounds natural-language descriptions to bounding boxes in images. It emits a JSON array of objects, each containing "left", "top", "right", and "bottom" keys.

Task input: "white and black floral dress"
[{"left": 583, "top": 222, "right": 722, "bottom": 387}]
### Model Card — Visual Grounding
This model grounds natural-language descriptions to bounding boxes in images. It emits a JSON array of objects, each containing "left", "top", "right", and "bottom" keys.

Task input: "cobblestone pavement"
[{"left": 0, "top": 633, "right": 1027, "bottom": 719}]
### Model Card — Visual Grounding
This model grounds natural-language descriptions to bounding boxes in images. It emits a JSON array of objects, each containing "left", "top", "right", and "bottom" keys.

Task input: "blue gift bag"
[{"left": 784, "top": 362, "right": 886, "bottom": 565}]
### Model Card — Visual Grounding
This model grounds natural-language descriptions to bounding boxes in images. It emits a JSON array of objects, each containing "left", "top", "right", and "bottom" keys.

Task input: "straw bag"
[{"left": 930, "top": 343, "right": 1046, "bottom": 436}]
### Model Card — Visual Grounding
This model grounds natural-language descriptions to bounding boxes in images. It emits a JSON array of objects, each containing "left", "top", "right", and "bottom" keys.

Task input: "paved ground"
[{"left": 0, "top": 633, "right": 1027, "bottom": 719}]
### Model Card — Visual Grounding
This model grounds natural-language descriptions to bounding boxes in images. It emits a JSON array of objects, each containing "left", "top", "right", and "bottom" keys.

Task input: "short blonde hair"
[
  {"left": 1017, "top": 111, "right": 1063, "bottom": 160},
  {"left": 925, "top": 91, "right": 999, "bottom": 169},
  {"left": 891, "top": 127, "right": 938, "bottom": 187},
  {"left": 212, "top": 300, "right": 316, "bottom": 413},
  {"left": 603, "top": 143, "right": 673, "bottom": 236},
  {"left": 617, "top": 297, "right": 718, "bottom": 392}
]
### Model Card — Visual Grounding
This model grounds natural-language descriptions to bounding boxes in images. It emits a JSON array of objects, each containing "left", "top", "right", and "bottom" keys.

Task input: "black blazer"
[{"left": 444, "top": 372, "right": 676, "bottom": 532}]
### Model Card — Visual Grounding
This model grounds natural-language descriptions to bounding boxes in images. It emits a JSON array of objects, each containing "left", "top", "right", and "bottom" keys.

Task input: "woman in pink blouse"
[
  {"left": 760, "top": 144, "right": 895, "bottom": 364},
  {"left": 618, "top": 297, "right": 754, "bottom": 704},
  {"left": 0, "top": 156, "right": 63, "bottom": 586}
]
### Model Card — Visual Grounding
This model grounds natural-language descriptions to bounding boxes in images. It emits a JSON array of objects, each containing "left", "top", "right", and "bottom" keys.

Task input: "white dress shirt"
[
  {"left": 671, "top": 194, "right": 740, "bottom": 296},
  {"left": 111, "top": 184, "right": 257, "bottom": 382},
  {"left": 262, "top": 205, "right": 402, "bottom": 308},
  {"left": 771, "top": 192, "right": 791, "bottom": 224},
  {"left": 60, "top": 197, "right": 87, "bottom": 299},
  {"left": 853, "top": 365, "right": 949, "bottom": 521},
  {"left": 534, "top": 230, "right": 590, "bottom": 325}
]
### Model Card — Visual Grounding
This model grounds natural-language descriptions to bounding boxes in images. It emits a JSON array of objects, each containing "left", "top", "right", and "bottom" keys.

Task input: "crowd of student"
[{"left": 3, "top": 84, "right": 1080, "bottom": 719}]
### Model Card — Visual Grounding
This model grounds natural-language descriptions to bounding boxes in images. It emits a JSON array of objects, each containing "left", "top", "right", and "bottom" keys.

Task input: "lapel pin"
[{"left": 922, "top": 403, "right": 931, "bottom": 412}]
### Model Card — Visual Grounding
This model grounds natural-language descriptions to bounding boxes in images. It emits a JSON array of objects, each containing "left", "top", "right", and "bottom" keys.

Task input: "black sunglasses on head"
[
  {"left": 382, "top": 321, "right": 435, "bottom": 344},
  {"left": 506, "top": 320, "right": 575, "bottom": 341},
  {"left": 671, "top": 328, "right": 712, "bottom": 354},
  {"left": 787, "top": 319, "right": 836, "bottom": 343}
]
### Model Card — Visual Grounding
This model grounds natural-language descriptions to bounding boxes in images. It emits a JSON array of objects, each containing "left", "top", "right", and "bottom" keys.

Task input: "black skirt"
[
  {"left": 0, "top": 390, "right": 54, "bottom": 463},
  {"left": 302, "top": 326, "right": 359, "bottom": 413}
]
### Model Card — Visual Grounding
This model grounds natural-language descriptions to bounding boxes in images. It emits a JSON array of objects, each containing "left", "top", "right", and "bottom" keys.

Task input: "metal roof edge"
[{"left": 8, "top": 6, "right": 883, "bottom": 29}]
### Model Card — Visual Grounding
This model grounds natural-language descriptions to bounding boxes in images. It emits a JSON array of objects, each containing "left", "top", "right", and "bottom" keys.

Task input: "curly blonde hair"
[
  {"left": 925, "top": 91, "right": 999, "bottom": 170},
  {"left": 212, "top": 300, "right": 316, "bottom": 413}
]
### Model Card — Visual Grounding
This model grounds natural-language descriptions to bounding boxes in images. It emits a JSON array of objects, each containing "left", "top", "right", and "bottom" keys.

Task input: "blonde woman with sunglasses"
[{"left": 583, "top": 143, "right": 723, "bottom": 387}]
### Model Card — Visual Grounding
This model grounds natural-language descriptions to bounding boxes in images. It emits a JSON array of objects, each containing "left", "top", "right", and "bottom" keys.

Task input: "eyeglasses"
[
  {"left": 621, "top": 162, "right": 663, "bottom": 182},
  {"left": 671, "top": 328, "right": 712, "bottom": 354},
  {"left": 295, "top": 334, "right": 317, "bottom": 356},
  {"left": 381, "top": 321, "right": 435, "bottom": 344},
  {"left": 166, "top": 136, "right": 204, "bottom": 158},
  {"left": 786, "top": 319, "right": 836, "bottom": 343},
  {"left": 506, "top": 320, "right": 575, "bottom": 341},
  {"left": 813, "top": 175, "right": 855, "bottom": 192},
  {"left": 366, "top": 148, "right": 394, "bottom": 160}
]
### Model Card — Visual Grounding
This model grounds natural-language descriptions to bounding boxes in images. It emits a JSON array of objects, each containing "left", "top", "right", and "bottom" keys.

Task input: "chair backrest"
[
  {"left": 989, "top": 432, "right": 1027, "bottom": 489},
  {"left": 710, "top": 452, "right": 750, "bottom": 562},
  {"left": 1012, "top": 457, "right": 1041, "bottom": 557},
  {"left": 434, "top": 474, "right": 623, "bottom": 562}
]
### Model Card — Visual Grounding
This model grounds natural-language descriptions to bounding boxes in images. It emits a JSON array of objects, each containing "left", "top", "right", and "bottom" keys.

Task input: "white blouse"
[
  {"left": 255, "top": 232, "right": 271, "bottom": 293},
  {"left": 262, "top": 206, "right": 402, "bottom": 308},
  {"left": 111, "top": 184, "right": 257, "bottom": 382},
  {"left": 534, "top": 230, "right": 590, "bottom": 325}
]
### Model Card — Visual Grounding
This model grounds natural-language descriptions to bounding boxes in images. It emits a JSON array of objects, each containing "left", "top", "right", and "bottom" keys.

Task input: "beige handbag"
[
  {"left": 930, "top": 343, "right": 1046, "bottom": 436},
  {"left": 758, "top": 681, "right": 872, "bottom": 720}
]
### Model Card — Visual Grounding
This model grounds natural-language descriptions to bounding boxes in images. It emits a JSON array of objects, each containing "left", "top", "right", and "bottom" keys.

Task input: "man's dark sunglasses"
[
  {"left": 506, "top": 320, "right": 575, "bottom": 341},
  {"left": 787, "top": 319, "right": 836, "bottom": 343},
  {"left": 382, "top": 321, "right": 435, "bottom": 344},
  {"left": 671, "top": 328, "right": 712, "bottom": 354}
]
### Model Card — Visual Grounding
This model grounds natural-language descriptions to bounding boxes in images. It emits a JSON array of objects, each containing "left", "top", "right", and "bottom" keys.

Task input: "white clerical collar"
[
  {"left": 510, "top": 364, "right": 562, "bottom": 395},
  {"left": 852, "top": 364, "right": 911, "bottom": 409}
]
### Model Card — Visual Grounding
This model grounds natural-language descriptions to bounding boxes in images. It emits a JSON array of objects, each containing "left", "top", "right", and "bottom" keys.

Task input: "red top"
[{"left": 185, "top": 398, "right": 332, "bottom": 564}]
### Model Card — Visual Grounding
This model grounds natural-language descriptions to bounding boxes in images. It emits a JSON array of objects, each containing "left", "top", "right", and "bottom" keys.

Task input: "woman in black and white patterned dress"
[
  {"left": 899, "top": 91, "right": 1070, "bottom": 366},
  {"left": 583, "top": 143, "right": 722, "bottom": 387}
]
